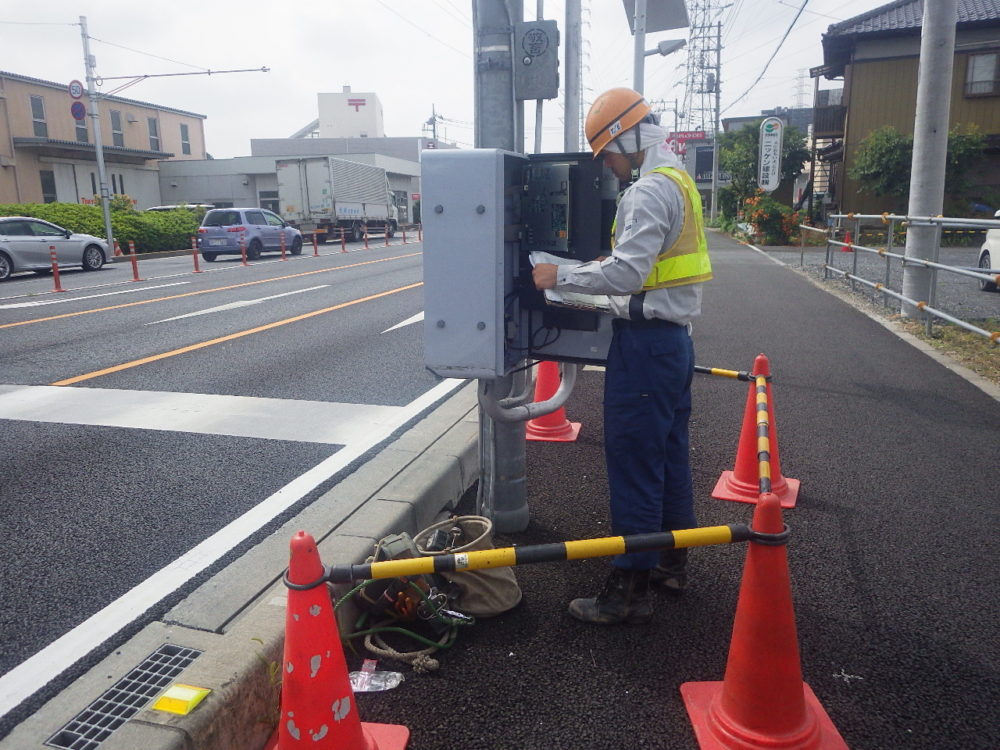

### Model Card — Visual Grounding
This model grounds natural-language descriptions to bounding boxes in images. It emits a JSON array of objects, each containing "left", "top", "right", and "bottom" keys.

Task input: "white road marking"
[
  {"left": 0, "top": 377, "right": 467, "bottom": 719},
  {"left": 0, "top": 282, "right": 190, "bottom": 309},
  {"left": 147, "top": 285, "right": 329, "bottom": 324},
  {"left": 0, "top": 385, "right": 403, "bottom": 444},
  {"left": 381, "top": 311, "right": 424, "bottom": 333}
]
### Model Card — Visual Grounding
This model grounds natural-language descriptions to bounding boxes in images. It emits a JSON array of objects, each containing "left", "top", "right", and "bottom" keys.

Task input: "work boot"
[
  {"left": 649, "top": 548, "right": 688, "bottom": 593},
  {"left": 568, "top": 568, "right": 652, "bottom": 625}
]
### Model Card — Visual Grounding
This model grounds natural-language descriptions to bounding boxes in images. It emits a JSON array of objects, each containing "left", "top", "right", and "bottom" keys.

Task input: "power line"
[
  {"left": 375, "top": 0, "right": 470, "bottom": 58},
  {"left": 722, "top": 0, "right": 809, "bottom": 115},
  {"left": 88, "top": 36, "right": 210, "bottom": 71}
]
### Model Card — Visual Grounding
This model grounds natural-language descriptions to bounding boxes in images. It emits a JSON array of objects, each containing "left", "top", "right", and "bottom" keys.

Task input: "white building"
[{"left": 317, "top": 86, "right": 384, "bottom": 139}]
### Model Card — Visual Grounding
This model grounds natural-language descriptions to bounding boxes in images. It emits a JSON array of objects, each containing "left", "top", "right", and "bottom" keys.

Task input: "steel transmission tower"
[{"left": 681, "top": 0, "right": 721, "bottom": 133}]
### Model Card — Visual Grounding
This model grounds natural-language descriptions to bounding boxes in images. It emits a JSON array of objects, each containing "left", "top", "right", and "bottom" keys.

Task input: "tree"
[
  {"left": 717, "top": 120, "right": 810, "bottom": 215},
  {"left": 849, "top": 125, "right": 985, "bottom": 213}
]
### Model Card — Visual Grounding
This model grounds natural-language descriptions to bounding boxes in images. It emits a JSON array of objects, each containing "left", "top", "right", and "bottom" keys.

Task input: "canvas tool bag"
[{"left": 413, "top": 515, "right": 522, "bottom": 617}]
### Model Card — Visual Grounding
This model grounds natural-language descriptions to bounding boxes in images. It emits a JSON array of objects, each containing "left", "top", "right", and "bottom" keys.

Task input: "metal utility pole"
[
  {"left": 428, "top": 104, "right": 439, "bottom": 140},
  {"left": 473, "top": 0, "right": 529, "bottom": 533},
  {"left": 901, "top": 0, "right": 958, "bottom": 318},
  {"left": 79, "top": 16, "right": 114, "bottom": 251},
  {"left": 710, "top": 21, "right": 721, "bottom": 221},
  {"left": 565, "top": 0, "right": 582, "bottom": 152},
  {"left": 632, "top": 0, "right": 648, "bottom": 93}
]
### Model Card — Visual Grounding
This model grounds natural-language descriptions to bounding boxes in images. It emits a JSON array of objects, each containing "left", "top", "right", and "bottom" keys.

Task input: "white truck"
[{"left": 276, "top": 157, "right": 399, "bottom": 243}]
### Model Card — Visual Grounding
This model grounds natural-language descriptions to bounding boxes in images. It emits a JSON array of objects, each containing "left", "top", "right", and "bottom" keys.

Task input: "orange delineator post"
[
  {"left": 418, "top": 224, "right": 422, "bottom": 242},
  {"left": 128, "top": 241, "right": 143, "bottom": 282},
  {"left": 364, "top": 225, "right": 369, "bottom": 250},
  {"left": 712, "top": 353, "right": 799, "bottom": 508},
  {"left": 190, "top": 237, "right": 202, "bottom": 273},
  {"left": 402, "top": 227, "right": 407, "bottom": 244},
  {"left": 526, "top": 361, "right": 581, "bottom": 442},
  {"left": 279, "top": 232, "right": 288, "bottom": 261},
  {"left": 277, "top": 531, "right": 409, "bottom": 750},
  {"left": 113, "top": 240, "right": 123, "bottom": 257},
  {"left": 312, "top": 234, "right": 319, "bottom": 256},
  {"left": 48, "top": 247, "right": 67, "bottom": 292},
  {"left": 240, "top": 233, "right": 248, "bottom": 266},
  {"left": 384, "top": 227, "right": 389, "bottom": 247},
  {"left": 681, "top": 494, "right": 848, "bottom": 750},
  {"left": 341, "top": 228, "right": 347, "bottom": 253}
]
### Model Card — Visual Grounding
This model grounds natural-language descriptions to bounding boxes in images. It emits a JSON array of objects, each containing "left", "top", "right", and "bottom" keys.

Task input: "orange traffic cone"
[
  {"left": 841, "top": 230, "right": 853, "bottom": 252},
  {"left": 712, "top": 354, "right": 800, "bottom": 508},
  {"left": 681, "top": 494, "right": 848, "bottom": 749},
  {"left": 526, "top": 361, "right": 581, "bottom": 442},
  {"left": 277, "top": 531, "right": 409, "bottom": 750}
]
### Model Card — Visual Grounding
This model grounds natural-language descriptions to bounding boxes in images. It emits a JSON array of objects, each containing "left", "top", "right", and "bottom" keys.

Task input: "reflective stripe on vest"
[{"left": 611, "top": 167, "right": 713, "bottom": 290}]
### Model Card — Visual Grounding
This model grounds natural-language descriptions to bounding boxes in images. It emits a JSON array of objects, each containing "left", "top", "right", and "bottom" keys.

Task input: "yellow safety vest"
[{"left": 611, "top": 166, "right": 713, "bottom": 290}]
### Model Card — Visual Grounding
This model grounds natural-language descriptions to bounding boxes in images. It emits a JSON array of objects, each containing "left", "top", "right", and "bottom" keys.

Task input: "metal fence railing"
[{"left": 797, "top": 213, "right": 1000, "bottom": 343}]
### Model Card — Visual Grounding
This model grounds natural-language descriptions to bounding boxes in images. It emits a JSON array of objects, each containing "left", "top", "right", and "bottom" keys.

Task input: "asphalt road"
[
  {"left": 0, "top": 238, "right": 439, "bottom": 731},
  {"left": 345, "top": 230, "right": 999, "bottom": 750}
]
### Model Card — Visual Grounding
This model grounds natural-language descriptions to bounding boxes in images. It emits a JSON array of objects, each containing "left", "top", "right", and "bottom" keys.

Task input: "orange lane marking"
[
  {"left": 0, "top": 252, "right": 422, "bottom": 330},
  {"left": 50, "top": 282, "right": 423, "bottom": 386}
]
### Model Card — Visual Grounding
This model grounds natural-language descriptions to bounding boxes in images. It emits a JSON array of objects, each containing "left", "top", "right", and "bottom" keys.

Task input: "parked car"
[
  {"left": 978, "top": 209, "right": 1000, "bottom": 293},
  {"left": 196, "top": 208, "right": 303, "bottom": 262},
  {"left": 145, "top": 204, "right": 214, "bottom": 212},
  {"left": 0, "top": 217, "right": 108, "bottom": 281}
]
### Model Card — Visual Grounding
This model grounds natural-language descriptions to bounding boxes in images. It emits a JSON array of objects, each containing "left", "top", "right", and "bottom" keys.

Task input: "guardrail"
[{"left": 798, "top": 215, "right": 1000, "bottom": 343}]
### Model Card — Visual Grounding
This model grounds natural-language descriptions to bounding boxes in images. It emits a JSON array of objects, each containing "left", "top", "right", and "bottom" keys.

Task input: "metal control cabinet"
[
  {"left": 423, "top": 149, "right": 526, "bottom": 379},
  {"left": 423, "top": 149, "right": 619, "bottom": 379}
]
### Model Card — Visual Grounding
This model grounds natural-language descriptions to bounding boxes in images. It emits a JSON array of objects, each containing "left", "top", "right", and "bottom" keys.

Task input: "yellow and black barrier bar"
[
  {"left": 754, "top": 373, "right": 773, "bottom": 496},
  {"left": 284, "top": 523, "right": 791, "bottom": 589},
  {"left": 695, "top": 365, "right": 753, "bottom": 382}
]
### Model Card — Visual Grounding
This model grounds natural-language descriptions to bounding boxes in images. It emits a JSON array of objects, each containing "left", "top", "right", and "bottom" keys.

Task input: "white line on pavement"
[
  {"left": 0, "top": 385, "right": 402, "bottom": 444},
  {"left": 381, "top": 311, "right": 424, "bottom": 333},
  {"left": 146, "top": 285, "right": 329, "bottom": 324},
  {"left": 0, "top": 377, "right": 466, "bottom": 720},
  {"left": 0, "top": 282, "right": 191, "bottom": 309}
]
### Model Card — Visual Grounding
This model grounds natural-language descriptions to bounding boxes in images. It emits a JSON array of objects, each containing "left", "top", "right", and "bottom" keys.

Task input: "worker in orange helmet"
[{"left": 533, "top": 87, "right": 712, "bottom": 625}]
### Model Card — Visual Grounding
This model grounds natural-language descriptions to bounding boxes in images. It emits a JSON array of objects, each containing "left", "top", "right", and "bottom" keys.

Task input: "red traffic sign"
[
  {"left": 70, "top": 101, "right": 87, "bottom": 121},
  {"left": 411, "top": 193, "right": 421, "bottom": 200},
  {"left": 68, "top": 80, "right": 85, "bottom": 99}
]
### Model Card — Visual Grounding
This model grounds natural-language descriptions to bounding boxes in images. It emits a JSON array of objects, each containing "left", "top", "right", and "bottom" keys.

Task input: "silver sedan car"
[{"left": 0, "top": 216, "right": 109, "bottom": 281}]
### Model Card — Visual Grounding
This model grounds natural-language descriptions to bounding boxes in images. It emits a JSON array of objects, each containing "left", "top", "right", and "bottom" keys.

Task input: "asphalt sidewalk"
[{"left": 5, "top": 230, "right": 998, "bottom": 749}]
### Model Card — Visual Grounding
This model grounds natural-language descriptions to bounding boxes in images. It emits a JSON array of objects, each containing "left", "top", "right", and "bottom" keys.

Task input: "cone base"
[
  {"left": 681, "top": 681, "right": 848, "bottom": 750},
  {"left": 526, "top": 419, "right": 581, "bottom": 442},
  {"left": 271, "top": 722, "right": 409, "bottom": 749},
  {"left": 363, "top": 722, "right": 410, "bottom": 749},
  {"left": 711, "top": 471, "right": 800, "bottom": 508}
]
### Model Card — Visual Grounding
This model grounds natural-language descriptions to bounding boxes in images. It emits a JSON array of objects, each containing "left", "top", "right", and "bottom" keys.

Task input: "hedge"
[{"left": 0, "top": 201, "right": 202, "bottom": 254}]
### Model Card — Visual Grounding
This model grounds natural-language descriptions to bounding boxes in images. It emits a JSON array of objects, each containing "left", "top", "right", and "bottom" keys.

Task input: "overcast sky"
[{"left": 2, "top": 0, "right": 892, "bottom": 159}]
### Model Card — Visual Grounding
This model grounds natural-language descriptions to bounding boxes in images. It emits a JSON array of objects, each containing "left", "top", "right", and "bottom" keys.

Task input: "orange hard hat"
[{"left": 585, "top": 87, "right": 651, "bottom": 157}]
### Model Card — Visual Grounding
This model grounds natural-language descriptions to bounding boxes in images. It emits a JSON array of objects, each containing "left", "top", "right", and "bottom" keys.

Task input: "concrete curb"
[{"left": 3, "top": 382, "right": 479, "bottom": 750}]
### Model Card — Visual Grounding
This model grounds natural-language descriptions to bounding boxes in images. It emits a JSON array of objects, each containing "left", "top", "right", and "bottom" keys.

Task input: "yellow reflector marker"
[{"left": 152, "top": 684, "right": 211, "bottom": 715}]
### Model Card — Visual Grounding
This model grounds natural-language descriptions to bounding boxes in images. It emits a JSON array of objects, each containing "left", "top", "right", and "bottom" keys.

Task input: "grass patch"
[{"left": 894, "top": 316, "right": 999, "bottom": 384}]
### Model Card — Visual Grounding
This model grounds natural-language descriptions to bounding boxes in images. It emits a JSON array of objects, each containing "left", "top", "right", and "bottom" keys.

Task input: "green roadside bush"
[{"left": 0, "top": 199, "right": 200, "bottom": 254}]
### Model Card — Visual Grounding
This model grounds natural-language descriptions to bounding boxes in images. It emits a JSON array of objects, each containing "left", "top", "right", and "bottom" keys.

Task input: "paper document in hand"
[{"left": 528, "top": 252, "right": 612, "bottom": 312}]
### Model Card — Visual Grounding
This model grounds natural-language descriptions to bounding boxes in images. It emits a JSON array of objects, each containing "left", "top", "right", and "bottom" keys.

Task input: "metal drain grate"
[{"left": 45, "top": 643, "right": 203, "bottom": 750}]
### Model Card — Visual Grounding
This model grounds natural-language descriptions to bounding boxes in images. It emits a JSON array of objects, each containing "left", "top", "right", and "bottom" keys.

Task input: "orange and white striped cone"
[
  {"left": 526, "top": 361, "right": 581, "bottom": 442},
  {"left": 277, "top": 531, "right": 409, "bottom": 749}
]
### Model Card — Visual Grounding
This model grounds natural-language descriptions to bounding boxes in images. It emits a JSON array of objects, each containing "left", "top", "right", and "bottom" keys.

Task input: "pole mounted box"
[
  {"left": 513, "top": 21, "right": 560, "bottom": 101},
  {"left": 423, "top": 149, "right": 619, "bottom": 380}
]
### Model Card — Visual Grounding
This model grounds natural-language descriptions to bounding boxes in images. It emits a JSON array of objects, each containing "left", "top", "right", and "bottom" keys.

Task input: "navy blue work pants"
[{"left": 603, "top": 320, "right": 695, "bottom": 570}]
